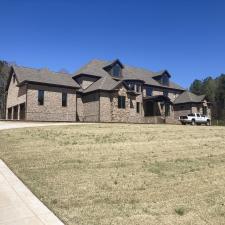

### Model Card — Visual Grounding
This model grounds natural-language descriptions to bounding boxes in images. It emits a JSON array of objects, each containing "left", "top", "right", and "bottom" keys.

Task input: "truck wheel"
[
  {"left": 191, "top": 120, "right": 195, "bottom": 126},
  {"left": 206, "top": 120, "right": 210, "bottom": 126}
]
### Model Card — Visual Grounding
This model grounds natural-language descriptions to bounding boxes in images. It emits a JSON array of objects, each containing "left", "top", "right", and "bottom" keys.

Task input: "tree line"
[
  {"left": 0, "top": 61, "right": 11, "bottom": 119},
  {"left": 190, "top": 74, "right": 225, "bottom": 121}
]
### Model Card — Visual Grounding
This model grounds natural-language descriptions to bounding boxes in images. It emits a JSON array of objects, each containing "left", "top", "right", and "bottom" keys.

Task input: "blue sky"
[{"left": 1, "top": 0, "right": 225, "bottom": 88}]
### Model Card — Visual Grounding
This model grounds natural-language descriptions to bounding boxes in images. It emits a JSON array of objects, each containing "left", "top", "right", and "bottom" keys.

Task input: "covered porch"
[
  {"left": 7, "top": 103, "right": 26, "bottom": 120},
  {"left": 143, "top": 95, "right": 173, "bottom": 119}
]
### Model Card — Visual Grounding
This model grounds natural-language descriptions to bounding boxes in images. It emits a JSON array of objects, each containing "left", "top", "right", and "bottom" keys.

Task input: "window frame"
[
  {"left": 162, "top": 75, "right": 169, "bottom": 86},
  {"left": 62, "top": 92, "right": 67, "bottom": 107},
  {"left": 118, "top": 96, "right": 126, "bottom": 109},
  {"left": 38, "top": 90, "right": 44, "bottom": 106},
  {"left": 163, "top": 90, "right": 169, "bottom": 97},
  {"left": 112, "top": 64, "right": 121, "bottom": 77},
  {"left": 136, "top": 84, "right": 140, "bottom": 92},
  {"left": 146, "top": 86, "right": 153, "bottom": 96},
  {"left": 136, "top": 102, "right": 140, "bottom": 113}
]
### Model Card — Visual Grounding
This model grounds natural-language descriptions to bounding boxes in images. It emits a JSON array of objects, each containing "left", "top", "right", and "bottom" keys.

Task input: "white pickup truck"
[{"left": 179, "top": 113, "right": 211, "bottom": 125}]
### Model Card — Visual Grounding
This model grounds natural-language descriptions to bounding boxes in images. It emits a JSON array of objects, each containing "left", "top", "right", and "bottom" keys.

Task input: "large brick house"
[{"left": 5, "top": 59, "right": 211, "bottom": 123}]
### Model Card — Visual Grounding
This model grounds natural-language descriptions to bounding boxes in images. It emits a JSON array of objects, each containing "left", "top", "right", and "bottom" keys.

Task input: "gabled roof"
[
  {"left": 152, "top": 70, "right": 171, "bottom": 78},
  {"left": 173, "top": 91, "right": 205, "bottom": 104},
  {"left": 103, "top": 59, "right": 124, "bottom": 69},
  {"left": 73, "top": 59, "right": 185, "bottom": 92},
  {"left": 13, "top": 66, "right": 79, "bottom": 88},
  {"left": 82, "top": 76, "right": 121, "bottom": 93},
  {"left": 73, "top": 60, "right": 111, "bottom": 78}
]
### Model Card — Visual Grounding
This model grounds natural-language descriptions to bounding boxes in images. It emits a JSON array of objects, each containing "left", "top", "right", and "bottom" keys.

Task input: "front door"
[{"left": 144, "top": 101, "right": 154, "bottom": 116}]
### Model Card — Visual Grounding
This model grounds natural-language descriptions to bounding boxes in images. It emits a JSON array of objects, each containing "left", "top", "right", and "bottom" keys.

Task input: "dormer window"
[
  {"left": 152, "top": 71, "right": 171, "bottom": 86},
  {"left": 163, "top": 90, "right": 168, "bottom": 97},
  {"left": 162, "top": 75, "right": 169, "bottom": 86},
  {"left": 112, "top": 64, "right": 122, "bottom": 77},
  {"left": 103, "top": 59, "right": 124, "bottom": 78}
]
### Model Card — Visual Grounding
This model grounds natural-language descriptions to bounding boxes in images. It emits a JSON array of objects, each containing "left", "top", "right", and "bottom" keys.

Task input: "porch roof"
[{"left": 143, "top": 95, "right": 173, "bottom": 104}]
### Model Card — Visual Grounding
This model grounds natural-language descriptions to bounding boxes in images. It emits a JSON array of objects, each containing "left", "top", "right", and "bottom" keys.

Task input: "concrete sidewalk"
[{"left": 0, "top": 160, "right": 64, "bottom": 225}]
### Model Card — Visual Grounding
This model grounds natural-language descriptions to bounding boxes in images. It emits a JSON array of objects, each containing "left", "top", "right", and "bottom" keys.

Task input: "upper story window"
[
  {"left": 38, "top": 90, "right": 44, "bottom": 105},
  {"left": 118, "top": 96, "right": 126, "bottom": 109},
  {"left": 136, "top": 84, "right": 141, "bottom": 92},
  {"left": 162, "top": 75, "right": 169, "bottom": 86},
  {"left": 128, "top": 82, "right": 135, "bottom": 91},
  {"left": 153, "top": 73, "right": 170, "bottom": 86},
  {"left": 146, "top": 86, "right": 153, "bottom": 96},
  {"left": 62, "top": 93, "right": 67, "bottom": 107},
  {"left": 112, "top": 64, "right": 122, "bottom": 77},
  {"left": 163, "top": 90, "right": 168, "bottom": 97}
]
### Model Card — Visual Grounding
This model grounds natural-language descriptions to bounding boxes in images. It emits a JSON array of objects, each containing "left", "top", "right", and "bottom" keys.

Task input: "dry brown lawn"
[{"left": 0, "top": 124, "right": 225, "bottom": 225}]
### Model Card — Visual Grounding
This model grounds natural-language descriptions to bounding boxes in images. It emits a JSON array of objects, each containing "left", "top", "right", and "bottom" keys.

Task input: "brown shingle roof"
[
  {"left": 82, "top": 76, "right": 120, "bottom": 93},
  {"left": 173, "top": 91, "right": 205, "bottom": 104},
  {"left": 73, "top": 59, "right": 185, "bottom": 92},
  {"left": 13, "top": 66, "right": 79, "bottom": 88}
]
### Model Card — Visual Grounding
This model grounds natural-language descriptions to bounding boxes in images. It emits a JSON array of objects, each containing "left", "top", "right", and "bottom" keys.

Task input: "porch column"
[
  {"left": 11, "top": 107, "right": 14, "bottom": 120},
  {"left": 18, "top": 104, "right": 20, "bottom": 120}
]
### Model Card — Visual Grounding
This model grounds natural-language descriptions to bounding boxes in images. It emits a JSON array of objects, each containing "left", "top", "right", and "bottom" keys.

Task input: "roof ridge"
[
  {"left": 13, "top": 65, "right": 73, "bottom": 76},
  {"left": 123, "top": 63, "right": 155, "bottom": 74}
]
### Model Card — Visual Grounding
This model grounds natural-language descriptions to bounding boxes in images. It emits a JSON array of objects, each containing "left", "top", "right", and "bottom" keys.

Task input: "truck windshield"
[{"left": 188, "top": 114, "right": 195, "bottom": 116}]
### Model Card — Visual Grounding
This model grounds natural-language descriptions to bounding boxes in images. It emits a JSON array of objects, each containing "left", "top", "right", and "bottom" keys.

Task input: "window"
[
  {"left": 38, "top": 90, "right": 44, "bottom": 105},
  {"left": 163, "top": 90, "right": 168, "bottom": 97},
  {"left": 112, "top": 64, "right": 121, "bottom": 77},
  {"left": 62, "top": 93, "right": 67, "bottom": 107},
  {"left": 146, "top": 86, "right": 153, "bottom": 96},
  {"left": 136, "top": 84, "right": 141, "bottom": 92},
  {"left": 136, "top": 102, "right": 140, "bottom": 113},
  {"left": 118, "top": 96, "right": 125, "bottom": 109},
  {"left": 128, "top": 82, "right": 135, "bottom": 91},
  {"left": 162, "top": 75, "right": 169, "bottom": 86}
]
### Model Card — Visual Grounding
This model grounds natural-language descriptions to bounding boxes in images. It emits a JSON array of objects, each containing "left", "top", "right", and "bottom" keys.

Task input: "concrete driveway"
[
  {"left": 0, "top": 121, "right": 92, "bottom": 130},
  {"left": 0, "top": 160, "right": 64, "bottom": 225}
]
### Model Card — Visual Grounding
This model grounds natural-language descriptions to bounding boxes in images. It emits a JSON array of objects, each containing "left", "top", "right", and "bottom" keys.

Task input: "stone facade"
[
  {"left": 82, "top": 92, "right": 99, "bottom": 122},
  {"left": 6, "top": 68, "right": 211, "bottom": 124},
  {"left": 6, "top": 75, "right": 77, "bottom": 121},
  {"left": 26, "top": 84, "right": 76, "bottom": 121},
  {"left": 174, "top": 101, "right": 211, "bottom": 119},
  {"left": 6, "top": 75, "right": 27, "bottom": 120},
  {"left": 97, "top": 85, "right": 177, "bottom": 124}
]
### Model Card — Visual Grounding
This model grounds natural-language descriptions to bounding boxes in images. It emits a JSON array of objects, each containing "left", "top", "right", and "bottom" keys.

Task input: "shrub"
[{"left": 175, "top": 207, "right": 185, "bottom": 216}]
